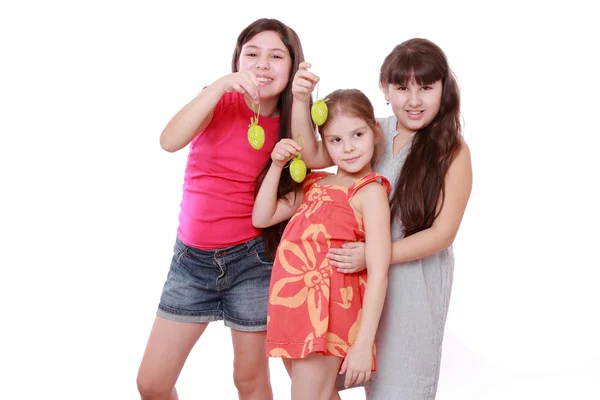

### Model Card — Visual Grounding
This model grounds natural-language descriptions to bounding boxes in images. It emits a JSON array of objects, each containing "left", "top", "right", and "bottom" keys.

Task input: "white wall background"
[{"left": 1, "top": 1, "right": 598, "bottom": 399}]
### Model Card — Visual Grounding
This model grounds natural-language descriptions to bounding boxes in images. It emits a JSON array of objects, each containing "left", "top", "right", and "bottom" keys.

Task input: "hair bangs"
[{"left": 380, "top": 39, "right": 447, "bottom": 87}]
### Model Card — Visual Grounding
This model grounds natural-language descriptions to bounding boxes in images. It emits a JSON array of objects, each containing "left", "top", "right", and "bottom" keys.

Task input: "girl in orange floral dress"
[{"left": 253, "top": 89, "right": 392, "bottom": 400}]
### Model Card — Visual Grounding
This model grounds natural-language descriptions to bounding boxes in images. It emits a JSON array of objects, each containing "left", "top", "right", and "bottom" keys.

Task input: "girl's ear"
[{"left": 381, "top": 84, "right": 390, "bottom": 103}]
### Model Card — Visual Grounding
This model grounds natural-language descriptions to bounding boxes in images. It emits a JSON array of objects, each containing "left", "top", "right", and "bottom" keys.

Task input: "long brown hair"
[
  {"left": 380, "top": 38, "right": 461, "bottom": 237},
  {"left": 319, "top": 89, "right": 383, "bottom": 166},
  {"left": 232, "top": 18, "right": 305, "bottom": 259}
]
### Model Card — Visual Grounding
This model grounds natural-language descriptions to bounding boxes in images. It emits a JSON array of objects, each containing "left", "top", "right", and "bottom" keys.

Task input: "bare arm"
[
  {"left": 291, "top": 62, "right": 333, "bottom": 169},
  {"left": 390, "top": 139, "right": 472, "bottom": 263},
  {"left": 252, "top": 139, "right": 304, "bottom": 228},
  {"left": 352, "top": 183, "right": 391, "bottom": 346},
  {"left": 328, "top": 139, "right": 472, "bottom": 270},
  {"left": 340, "top": 183, "right": 391, "bottom": 387},
  {"left": 159, "top": 71, "right": 260, "bottom": 153}
]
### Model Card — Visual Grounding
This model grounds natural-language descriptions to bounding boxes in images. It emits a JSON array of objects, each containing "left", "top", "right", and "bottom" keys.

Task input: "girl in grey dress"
[{"left": 290, "top": 38, "right": 472, "bottom": 399}]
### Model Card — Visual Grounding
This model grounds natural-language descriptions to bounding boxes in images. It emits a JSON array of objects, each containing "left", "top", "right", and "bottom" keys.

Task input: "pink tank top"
[{"left": 177, "top": 91, "right": 279, "bottom": 249}]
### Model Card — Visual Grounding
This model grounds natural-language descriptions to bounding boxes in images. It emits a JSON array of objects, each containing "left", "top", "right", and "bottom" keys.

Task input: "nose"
[
  {"left": 343, "top": 139, "right": 355, "bottom": 153},
  {"left": 408, "top": 90, "right": 422, "bottom": 107},
  {"left": 255, "top": 55, "right": 270, "bottom": 70}
]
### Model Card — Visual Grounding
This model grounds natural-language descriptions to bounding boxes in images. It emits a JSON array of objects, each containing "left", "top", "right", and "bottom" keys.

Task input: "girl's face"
[
  {"left": 238, "top": 30, "right": 292, "bottom": 101},
  {"left": 323, "top": 115, "right": 377, "bottom": 178},
  {"left": 384, "top": 78, "right": 442, "bottom": 134}
]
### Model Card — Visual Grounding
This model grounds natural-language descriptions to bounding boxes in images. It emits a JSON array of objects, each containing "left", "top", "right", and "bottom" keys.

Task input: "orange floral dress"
[{"left": 266, "top": 171, "right": 391, "bottom": 368}]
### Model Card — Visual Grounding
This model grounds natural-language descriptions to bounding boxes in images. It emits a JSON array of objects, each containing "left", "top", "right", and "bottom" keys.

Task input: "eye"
[
  {"left": 245, "top": 52, "right": 257, "bottom": 57},
  {"left": 422, "top": 85, "right": 433, "bottom": 90},
  {"left": 354, "top": 132, "right": 364, "bottom": 138},
  {"left": 329, "top": 137, "right": 341, "bottom": 143},
  {"left": 395, "top": 85, "right": 408, "bottom": 91},
  {"left": 272, "top": 54, "right": 283, "bottom": 59}
]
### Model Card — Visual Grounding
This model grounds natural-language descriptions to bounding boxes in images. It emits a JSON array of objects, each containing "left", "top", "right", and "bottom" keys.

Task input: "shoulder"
[
  {"left": 352, "top": 181, "right": 390, "bottom": 217},
  {"left": 372, "top": 173, "right": 391, "bottom": 193},
  {"left": 355, "top": 181, "right": 389, "bottom": 201},
  {"left": 303, "top": 171, "right": 332, "bottom": 188},
  {"left": 220, "top": 91, "right": 243, "bottom": 106},
  {"left": 452, "top": 136, "right": 472, "bottom": 168},
  {"left": 351, "top": 172, "right": 391, "bottom": 196},
  {"left": 459, "top": 136, "right": 470, "bottom": 156},
  {"left": 211, "top": 91, "right": 244, "bottom": 118},
  {"left": 353, "top": 174, "right": 390, "bottom": 207},
  {"left": 445, "top": 136, "right": 472, "bottom": 183}
]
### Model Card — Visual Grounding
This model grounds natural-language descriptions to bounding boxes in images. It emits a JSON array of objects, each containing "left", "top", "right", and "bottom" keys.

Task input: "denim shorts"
[{"left": 157, "top": 236, "right": 273, "bottom": 331}]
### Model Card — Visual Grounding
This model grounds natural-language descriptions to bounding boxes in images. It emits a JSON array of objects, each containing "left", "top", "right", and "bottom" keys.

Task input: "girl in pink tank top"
[{"left": 137, "top": 18, "right": 308, "bottom": 400}]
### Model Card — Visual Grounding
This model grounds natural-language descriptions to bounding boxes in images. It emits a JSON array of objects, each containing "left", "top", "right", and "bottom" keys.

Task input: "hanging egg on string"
[{"left": 248, "top": 102, "right": 265, "bottom": 150}]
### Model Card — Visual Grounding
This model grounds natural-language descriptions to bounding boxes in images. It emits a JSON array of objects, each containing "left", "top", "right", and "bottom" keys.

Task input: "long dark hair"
[
  {"left": 232, "top": 18, "right": 305, "bottom": 259},
  {"left": 380, "top": 38, "right": 461, "bottom": 237}
]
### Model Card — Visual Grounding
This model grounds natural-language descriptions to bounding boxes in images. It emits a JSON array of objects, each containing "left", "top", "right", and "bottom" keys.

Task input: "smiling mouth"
[
  {"left": 257, "top": 77, "right": 273, "bottom": 84},
  {"left": 407, "top": 110, "right": 423, "bottom": 115},
  {"left": 343, "top": 156, "right": 360, "bottom": 163}
]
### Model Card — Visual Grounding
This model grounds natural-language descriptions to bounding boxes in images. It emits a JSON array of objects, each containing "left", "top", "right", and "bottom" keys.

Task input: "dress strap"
[
  {"left": 348, "top": 172, "right": 391, "bottom": 200},
  {"left": 302, "top": 171, "right": 332, "bottom": 193}
]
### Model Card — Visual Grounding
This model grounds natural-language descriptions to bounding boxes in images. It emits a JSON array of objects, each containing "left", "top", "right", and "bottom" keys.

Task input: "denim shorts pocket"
[
  {"left": 173, "top": 239, "right": 189, "bottom": 264},
  {"left": 247, "top": 239, "right": 273, "bottom": 266}
]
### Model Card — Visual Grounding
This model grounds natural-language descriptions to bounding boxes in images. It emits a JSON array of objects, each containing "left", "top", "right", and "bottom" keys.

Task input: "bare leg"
[
  {"left": 286, "top": 356, "right": 342, "bottom": 400},
  {"left": 291, "top": 354, "right": 343, "bottom": 400},
  {"left": 329, "top": 388, "right": 342, "bottom": 400},
  {"left": 137, "top": 317, "right": 208, "bottom": 400},
  {"left": 282, "top": 358, "right": 292, "bottom": 377},
  {"left": 230, "top": 330, "right": 273, "bottom": 400}
]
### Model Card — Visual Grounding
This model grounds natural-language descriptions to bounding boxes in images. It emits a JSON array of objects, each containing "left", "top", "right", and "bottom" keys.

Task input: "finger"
[
  {"left": 245, "top": 70, "right": 260, "bottom": 87},
  {"left": 293, "top": 77, "right": 315, "bottom": 90},
  {"left": 282, "top": 143, "right": 300, "bottom": 154},
  {"left": 295, "top": 70, "right": 318, "bottom": 85},
  {"left": 297, "top": 80, "right": 314, "bottom": 90},
  {"left": 240, "top": 82, "right": 258, "bottom": 101},
  {"left": 327, "top": 252, "right": 352, "bottom": 263},
  {"left": 241, "top": 73, "right": 259, "bottom": 100},
  {"left": 298, "top": 61, "right": 312, "bottom": 70},
  {"left": 354, "top": 372, "right": 365, "bottom": 385},
  {"left": 345, "top": 370, "right": 356, "bottom": 388},
  {"left": 275, "top": 149, "right": 294, "bottom": 161},
  {"left": 329, "top": 259, "right": 355, "bottom": 269},
  {"left": 339, "top": 358, "right": 347, "bottom": 375},
  {"left": 281, "top": 138, "right": 302, "bottom": 152},
  {"left": 337, "top": 266, "right": 358, "bottom": 274},
  {"left": 342, "top": 242, "right": 361, "bottom": 249},
  {"left": 231, "top": 81, "right": 246, "bottom": 95},
  {"left": 365, "top": 370, "right": 372, "bottom": 383},
  {"left": 276, "top": 150, "right": 290, "bottom": 160},
  {"left": 327, "top": 248, "right": 351, "bottom": 257}
]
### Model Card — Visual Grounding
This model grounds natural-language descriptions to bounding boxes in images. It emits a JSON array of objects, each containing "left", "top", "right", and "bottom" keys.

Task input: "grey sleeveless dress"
[{"left": 337, "top": 115, "right": 454, "bottom": 399}]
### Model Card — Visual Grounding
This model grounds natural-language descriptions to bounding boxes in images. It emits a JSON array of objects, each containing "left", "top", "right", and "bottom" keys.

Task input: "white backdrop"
[{"left": 1, "top": 1, "right": 599, "bottom": 399}]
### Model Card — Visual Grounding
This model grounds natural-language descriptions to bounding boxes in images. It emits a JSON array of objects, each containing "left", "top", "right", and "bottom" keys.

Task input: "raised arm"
[
  {"left": 159, "top": 71, "right": 260, "bottom": 153},
  {"left": 291, "top": 62, "right": 333, "bottom": 169},
  {"left": 252, "top": 139, "right": 304, "bottom": 228},
  {"left": 340, "top": 182, "right": 391, "bottom": 387}
]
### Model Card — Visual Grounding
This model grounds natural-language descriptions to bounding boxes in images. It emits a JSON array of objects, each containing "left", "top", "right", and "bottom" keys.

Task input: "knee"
[
  {"left": 137, "top": 371, "right": 173, "bottom": 400},
  {"left": 233, "top": 361, "right": 269, "bottom": 394}
]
